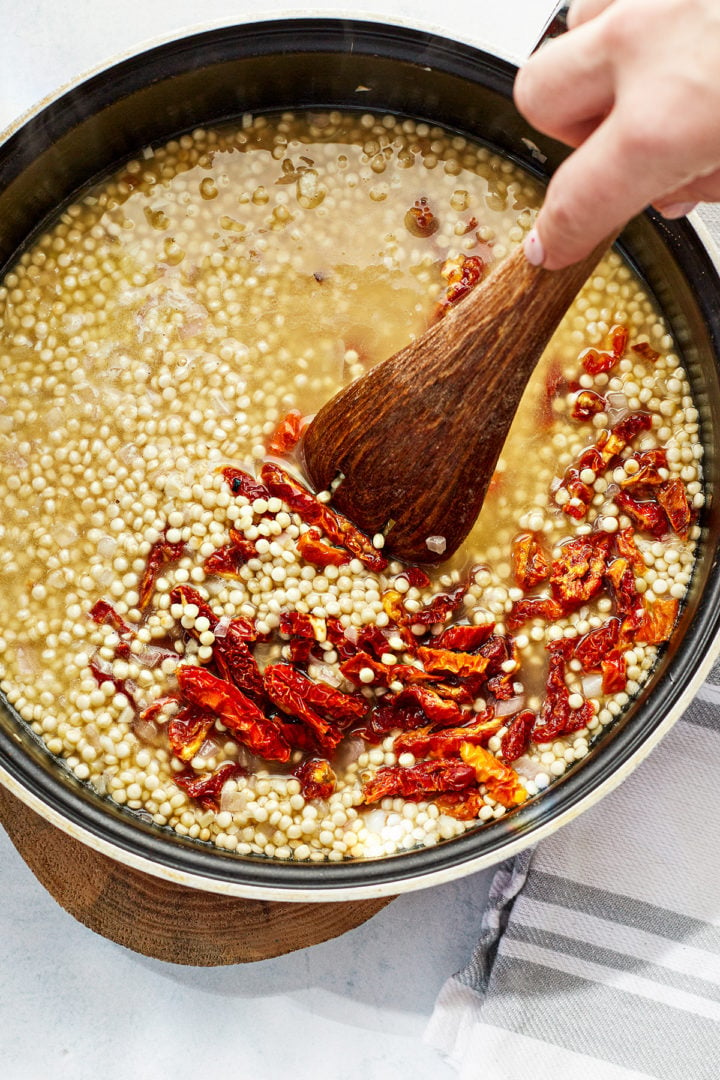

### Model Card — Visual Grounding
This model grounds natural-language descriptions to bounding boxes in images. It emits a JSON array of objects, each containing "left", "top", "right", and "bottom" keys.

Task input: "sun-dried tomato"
[
  {"left": 403, "top": 583, "right": 469, "bottom": 628},
  {"left": 531, "top": 652, "right": 595, "bottom": 743},
  {"left": 405, "top": 196, "right": 439, "bottom": 237},
  {"left": 550, "top": 532, "right": 612, "bottom": 608},
  {"left": 581, "top": 325, "right": 628, "bottom": 374},
  {"left": 614, "top": 490, "right": 668, "bottom": 537},
  {"left": 260, "top": 462, "right": 387, "bottom": 571},
  {"left": 398, "top": 567, "right": 432, "bottom": 589},
  {"left": 296, "top": 527, "right": 352, "bottom": 568},
  {"left": 354, "top": 624, "right": 392, "bottom": 660},
  {"left": 507, "top": 596, "right": 564, "bottom": 631},
  {"left": 137, "top": 694, "right": 179, "bottom": 725},
  {"left": 167, "top": 705, "right": 216, "bottom": 762},
  {"left": 363, "top": 759, "right": 476, "bottom": 803},
  {"left": 605, "top": 556, "right": 643, "bottom": 619},
  {"left": 637, "top": 597, "right": 679, "bottom": 645},
  {"left": 263, "top": 663, "right": 345, "bottom": 753},
  {"left": 170, "top": 583, "right": 216, "bottom": 625},
  {"left": 174, "top": 762, "right": 246, "bottom": 811},
  {"left": 379, "top": 584, "right": 468, "bottom": 629},
  {"left": 631, "top": 341, "right": 660, "bottom": 363},
  {"left": 429, "top": 682, "right": 475, "bottom": 705},
  {"left": 394, "top": 710, "right": 501, "bottom": 759},
  {"left": 279, "top": 611, "right": 321, "bottom": 640},
  {"left": 657, "top": 479, "right": 692, "bottom": 540},
  {"left": 607, "top": 324, "right": 629, "bottom": 358},
  {"left": 325, "top": 616, "right": 360, "bottom": 661},
  {"left": 215, "top": 638, "right": 266, "bottom": 702},
  {"left": 559, "top": 412, "right": 653, "bottom": 520},
  {"left": 88, "top": 656, "right": 137, "bottom": 708},
  {"left": 139, "top": 533, "right": 186, "bottom": 609},
  {"left": 487, "top": 671, "right": 517, "bottom": 701},
  {"left": 435, "top": 254, "right": 485, "bottom": 319},
  {"left": 382, "top": 588, "right": 407, "bottom": 626},
  {"left": 500, "top": 710, "right": 536, "bottom": 762},
  {"left": 572, "top": 390, "right": 607, "bottom": 421},
  {"left": 340, "top": 651, "right": 393, "bottom": 687},
  {"left": 171, "top": 584, "right": 260, "bottom": 644},
  {"left": 390, "top": 685, "right": 465, "bottom": 726},
  {"left": 604, "top": 412, "right": 653, "bottom": 456},
  {"left": 511, "top": 532, "right": 551, "bottom": 591},
  {"left": 221, "top": 465, "right": 270, "bottom": 502},
  {"left": 561, "top": 471, "right": 595, "bottom": 520},
  {"left": 459, "top": 743, "right": 527, "bottom": 808},
  {"left": 170, "top": 584, "right": 266, "bottom": 698},
  {"left": 619, "top": 448, "right": 668, "bottom": 491},
  {"left": 581, "top": 347, "right": 617, "bottom": 376},
  {"left": 616, "top": 527, "right": 646, "bottom": 573},
  {"left": 285, "top": 637, "right": 311, "bottom": 665},
  {"left": 417, "top": 646, "right": 490, "bottom": 678},
  {"left": 434, "top": 623, "right": 496, "bottom": 651},
  {"left": 272, "top": 716, "right": 318, "bottom": 753},
  {"left": 435, "top": 790, "right": 485, "bottom": 820},
  {"left": 294, "top": 675, "right": 366, "bottom": 726},
  {"left": 277, "top": 611, "right": 325, "bottom": 662},
  {"left": 602, "top": 650, "right": 627, "bottom": 694},
  {"left": 359, "top": 701, "right": 427, "bottom": 742},
  {"left": 88, "top": 599, "right": 133, "bottom": 636},
  {"left": 573, "top": 618, "right": 621, "bottom": 671},
  {"left": 177, "top": 665, "right": 290, "bottom": 761},
  {"left": 294, "top": 757, "right": 337, "bottom": 799},
  {"left": 266, "top": 409, "right": 308, "bottom": 456},
  {"left": 359, "top": 682, "right": 465, "bottom": 742},
  {"left": 204, "top": 529, "right": 258, "bottom": 576}
]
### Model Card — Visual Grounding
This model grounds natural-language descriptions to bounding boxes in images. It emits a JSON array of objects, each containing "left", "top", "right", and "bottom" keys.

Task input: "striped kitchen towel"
[{"left": 426, "top": 657, "right": 720, "bottom": 1079}]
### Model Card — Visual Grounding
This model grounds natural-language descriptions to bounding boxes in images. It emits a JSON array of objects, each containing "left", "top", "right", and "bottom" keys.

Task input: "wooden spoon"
[{"left": 302, "top": 237, "right": 611, "bottom": 564}]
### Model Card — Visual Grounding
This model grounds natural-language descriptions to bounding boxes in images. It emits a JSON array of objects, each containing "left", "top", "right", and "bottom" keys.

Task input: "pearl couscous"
[{"left": 0, "top": 111, "right": 703, "bottom": 860}]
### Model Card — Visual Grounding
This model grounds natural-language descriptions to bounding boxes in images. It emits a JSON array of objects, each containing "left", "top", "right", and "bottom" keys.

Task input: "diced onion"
[
  {"left": 425, "top": 535, "right": 447, "bottom": 554},
  {"left": 136, "top": 644, "right": 176, "bottom": 669},
  {"left": 307, "top": 661, "right": 342, "bottom": 687},
  {"left": 220, "top": 788, "right": 251, "bottom": 814},
  {"left": 605, "top": 391, "right": 629, "bottom": 423},
  {"left": 511, "top": 755, "right": 546, "bottom": 779},
  {"left": 495, "top": 694, "right": 525, "bottom": 717},
  {"left": 581, "top": 672, "right": 603, "bottom": 699}
]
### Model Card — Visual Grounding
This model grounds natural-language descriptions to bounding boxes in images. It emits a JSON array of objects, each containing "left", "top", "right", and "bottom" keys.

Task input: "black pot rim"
[{"left": 1, "top": 16, "right": 720, "bottom": 900}]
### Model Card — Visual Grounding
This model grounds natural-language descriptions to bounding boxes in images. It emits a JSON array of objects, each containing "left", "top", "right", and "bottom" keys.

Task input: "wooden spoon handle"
[{"left": 305, "top": 236, "right": 614, "bottom": 563}]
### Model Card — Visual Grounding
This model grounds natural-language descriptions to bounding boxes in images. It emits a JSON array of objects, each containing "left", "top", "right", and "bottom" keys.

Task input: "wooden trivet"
[{"left": 0, "top": 785, "right": 393, "bottom": 965}]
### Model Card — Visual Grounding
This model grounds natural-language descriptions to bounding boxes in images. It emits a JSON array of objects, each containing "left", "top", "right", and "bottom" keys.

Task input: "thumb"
[{"left": 525, "top": 115, "right": 661, "bottom": 269}]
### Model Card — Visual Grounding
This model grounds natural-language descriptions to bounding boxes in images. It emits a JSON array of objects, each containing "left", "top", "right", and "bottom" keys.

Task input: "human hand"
[{"left": 514, "top": 0, "right": 720, "bottom": 268}]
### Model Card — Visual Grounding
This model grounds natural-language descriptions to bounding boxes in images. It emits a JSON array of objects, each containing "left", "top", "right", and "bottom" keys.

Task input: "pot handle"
[{"left": 531, "top": 1, "right": 570, "bottom": 54}]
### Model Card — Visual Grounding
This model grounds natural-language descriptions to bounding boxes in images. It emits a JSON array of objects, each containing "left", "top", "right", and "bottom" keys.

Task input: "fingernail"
[
  {"left": 659, "top": 201, "right": 697, "bottom": 219},
  {"left": 524, "top": 227, "right": 545, "bottom": 266}
]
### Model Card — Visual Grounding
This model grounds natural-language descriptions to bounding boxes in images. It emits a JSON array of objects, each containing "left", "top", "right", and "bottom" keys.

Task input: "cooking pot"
[{"left": 1, "top": 16, "right": 719, "bottom": 903}]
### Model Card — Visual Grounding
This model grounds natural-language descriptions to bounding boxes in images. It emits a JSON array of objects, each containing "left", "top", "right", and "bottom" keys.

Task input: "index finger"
[{"left": 528, "top": 113, "right": 664, "bottom": 268}]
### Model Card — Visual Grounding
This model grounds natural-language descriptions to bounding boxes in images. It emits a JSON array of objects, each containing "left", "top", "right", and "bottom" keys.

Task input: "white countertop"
[{"left": 0, "top": 3, "right": 552, "bottom": 1078}]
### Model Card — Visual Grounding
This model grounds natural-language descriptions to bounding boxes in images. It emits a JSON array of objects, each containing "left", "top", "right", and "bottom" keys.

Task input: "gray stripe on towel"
[
  {"left": 455, "top": 850, "right": 534, "bottom": 995},
  {"left": 524, "top": 871, "right": 720, "bottom": 954},
  {"left": 506, "top": 921, "right": 720, "bottom": 1004},
  {"left": 480, "top": 956, "right": 719, "bottom": 1080},
  {"left": 705, "top": 652, "right": 720, "bottom": 687},
  {"left": 680, "top": 690, "right": 720, "bottom": 732}
]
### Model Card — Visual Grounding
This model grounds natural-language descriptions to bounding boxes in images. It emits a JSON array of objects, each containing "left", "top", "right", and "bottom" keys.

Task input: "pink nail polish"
[{"left": 524, "top": 228, "right": 545, "bottom": 266}]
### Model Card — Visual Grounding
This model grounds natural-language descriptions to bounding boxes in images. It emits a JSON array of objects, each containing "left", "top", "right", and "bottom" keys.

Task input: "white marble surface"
[{"left": 0, "top": 3, "right": 553, "bottom": 1078}]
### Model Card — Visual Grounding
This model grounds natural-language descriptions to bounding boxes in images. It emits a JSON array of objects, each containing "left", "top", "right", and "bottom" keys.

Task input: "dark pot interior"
[{"left": 1, "top": 18, "right": 719, "bottom": 896}]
